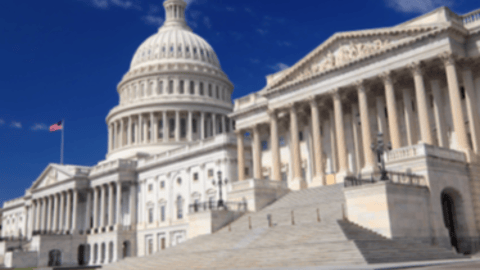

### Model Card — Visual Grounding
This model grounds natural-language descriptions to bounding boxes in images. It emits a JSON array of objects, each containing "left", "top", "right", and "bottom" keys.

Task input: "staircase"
[{"left": 102, "top": 184, "right": 467, "bottom": 270}]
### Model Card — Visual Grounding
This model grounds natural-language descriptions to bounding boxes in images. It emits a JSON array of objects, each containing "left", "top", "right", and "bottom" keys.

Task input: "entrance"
[
  {"left": 441, "top": 191, "right": 459, "bottom": 252},
  {"left": 122, "top": 241, "right": 131, "bottom": 258},
  {"left": 77, "top": 245, "right": 87, "bottom": 266},
  {"left": 48, "top": 249, "right": 62, "bottom": 266}
]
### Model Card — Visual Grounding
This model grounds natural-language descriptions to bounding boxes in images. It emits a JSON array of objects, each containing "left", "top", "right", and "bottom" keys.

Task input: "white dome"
[{"left": 130, "top": 28, "right": 221, "bottom": 70}]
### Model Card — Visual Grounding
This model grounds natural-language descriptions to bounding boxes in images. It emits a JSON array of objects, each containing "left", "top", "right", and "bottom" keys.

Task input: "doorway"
[
  {"left": 48, "top": 249, "right": 62, "bottom": 266},
  {"left": 441, "top": 191, "right": 459, "bottom": 252},
  {"left": 77, "top": 245, "right": 87, "bottom": 266}
]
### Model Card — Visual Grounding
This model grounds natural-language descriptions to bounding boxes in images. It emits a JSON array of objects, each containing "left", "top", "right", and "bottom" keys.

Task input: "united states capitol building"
[{"left": 2, "top": 0, "right": 480, "bottom": 268}]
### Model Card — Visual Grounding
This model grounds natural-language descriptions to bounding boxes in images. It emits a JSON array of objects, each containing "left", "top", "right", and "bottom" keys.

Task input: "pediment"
[
  {"left": 265, "top": 25, "right": 442, "bottom": 91},
  {"left": 30, "top": 164, "right": 73, "bottom": 191}
]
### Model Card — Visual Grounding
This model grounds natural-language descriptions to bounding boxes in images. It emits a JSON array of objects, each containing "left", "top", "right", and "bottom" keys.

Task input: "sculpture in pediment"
[{"left": 46, "top": 169, "right": 57, "bottom": 185}]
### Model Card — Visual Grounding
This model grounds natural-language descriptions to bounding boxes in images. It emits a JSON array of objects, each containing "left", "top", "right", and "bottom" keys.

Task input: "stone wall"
[{"left": 3, "top": 251, "right": 38, "bottom": 268}]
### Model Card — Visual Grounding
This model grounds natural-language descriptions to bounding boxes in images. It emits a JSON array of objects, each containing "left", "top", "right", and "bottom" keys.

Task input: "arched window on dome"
[
  {"left": 162, "top": 46, "right": 166, "bottom": 53},
  {"left": 199, "top": 82, "right": 204, "bottom": 95},
  {"left": 157, "top": 80, "right": 163, "bottom": 95},
  {"left": 208, "top": 84, "right": 212, "bottom": 97},
  {"left": 221, "top": 88, "right": 225, "bottom": 101},
  {"left": 189, "top": 81, "right": 194, "bottom": 95},
  {"left": 216, "top": 86, "right": 219, "bottom": 99},
  {"left": 176, "top": 195, "right": 183, "bottom": 220},
  {"left": 178, "top": 46, "right": 182, "bottom": 53},
  {"left": 186, "top": 46, "right": 190, "bottom": 53},
  {"left": 169, "top": 80, "right": 174, "bottom": 94},
  {"left": 179, "top": 80, "right": 184, "bottom": 94}
]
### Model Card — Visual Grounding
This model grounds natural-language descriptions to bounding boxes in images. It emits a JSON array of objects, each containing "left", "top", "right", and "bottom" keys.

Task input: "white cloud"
[
  {"left": 31, "top": 123, "right": 48, "bottom": 131},
  {"left": 142, "top": 15, "right": 164, "bottom": 26},
  {"left": 10, "top": 121, "right": 22, "bottom": 129},
  {"left": 0, "top": 119, "right": 4, "bottom": 125},
  {"left": 203, "top": 16, "right": 212, "bottom": 29},
  {"left": 81, "top": 0, "right": 141, "bottom": 10},
  {"left": 111, "top": 0, "right": 134, "bottom": 9},
  {"left": 269, "top": 63, "right": 290, "bottom": 72},
  {"left": 91, "top": 0, "right": 108, "bottom": 9},
  {"left": 256, "top": 28, "right": 268, "bottom": 35},
  {"left": 184, "top": 0, "right": 197, "bottom": 6},
  {"left": 385, "top": 0, "right": 453, "bottom": 13}
]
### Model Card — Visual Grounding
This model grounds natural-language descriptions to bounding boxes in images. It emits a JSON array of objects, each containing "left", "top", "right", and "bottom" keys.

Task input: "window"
[
  {"left": 193, "top": 47, "right": 197, "bottom": 54},
  {"left": 281, "top": 172, "right": 287, "bottom": 182},
  {"left": 147, "top": 237, "right": 153, "bottom": 255},
  {"left": 158, "top": 81, "right": 163, "bottom": 94},
  {"left": 180, "top": 118, "right": 186, "bottom": 138},
  {"left": 209, "top": 196, "right": 215, "bottom": 208},
  {"left": 245, "top": 167, "right": 249, "bottom": 177},
  {"left": 160, "top": 181, "right": 165, "bottom": 189},
  {"left": 412, "top": 101, "right": 416, "bottom": 112},
  {"left": 216, "top": 86, "right": 219, "bottom": 99},
  {"left": 177, "top": 177, "right": 182, "bottom": 185},
  {"left": 148, "top": 208, "right": 154, "bottom": 224},
  {"left": 148, "top": 184, "right": 153, "bottom": 192},
  {"left": 299, "top": 131, "right": 304, "bottom": 141},
  {"left": 262, "top": 140, "right": 268, "bottom": 151},
  {"left": 160, "top": 205, "right": 165, "bottom": 222},
  {"left": 186, "top": 46, "right": 190, "bottom": 53},
  {"left": 178, "top": 46, "right": 182, "bottom": 52},
  {"left": 179, "top": 80, "right": 184, "bottom": 94},
  {"left": 192, "top": 119, "right": 197, "bottom": 133},
  {"left": 208, "top": 84, "right": 212, "bottom": 97},
  {"left": 193, "top": 173, "right": 199, "bottom": 181},
  {"left": 461, "top": 86, "right": 466, "bottom": 99},
  {"left": 199, "top": 82, "right": 204, "bottom": 95},
  {"left": 279, "top": 136, "right": 285, "bottom": 146},
  {"left": 208, "top": 169, "right": 214, "bottom": 178},
  {"left": 177, "top": 196, "right": 183, "bottom": 219},
  {"left": 169, "top": 80, "right": 174, "bottom": 94},
  {"left": 190, "top": 81, "right": 194, "bottom": 94}
]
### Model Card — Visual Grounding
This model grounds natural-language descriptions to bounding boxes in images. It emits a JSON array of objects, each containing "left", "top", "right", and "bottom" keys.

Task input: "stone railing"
[
  {"left": 385, "top": 144, "right": 466, "bottom": 163},
  {"left": 90, "top": 159, "right": 137, "bottom": 177},
  {"left": 229, "top": 178, "right": 287, "bottom": 192},
  {"left": 3, "top": 197, "right": 24, "bottom": 208},
  {"left": 462, "top": 9, "right": 480, "bottom": 26},
  {"left": 233, "top": 93, "right": 267, "bottom": 111},
  {"left": 75, "top": 168, "right": 91, "bottom": 176},
  {"left": 138, "top": 133, "right": 237, "bottom": 168}
]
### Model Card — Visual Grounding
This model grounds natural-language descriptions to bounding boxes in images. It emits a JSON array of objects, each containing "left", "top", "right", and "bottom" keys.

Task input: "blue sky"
[{"left": 0, "top": 0, "right": 477, "bottom": 206}]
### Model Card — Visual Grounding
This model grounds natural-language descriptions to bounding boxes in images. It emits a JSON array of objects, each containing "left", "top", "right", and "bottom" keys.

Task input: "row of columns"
[
  {"left": 109, "top": 111, "right": 234, "bottom": 152},
  {"left": 236, "top": 52, "right": 480, "bottom": 187},
  {"left": 32, "top": 190, "right": 77, "bottom": 233},
  {"left": 121, "top": 78, "right": 231, "bottom": 105},
  {"left": 89, "top": 182, "right": 123, "bottom": 231}
]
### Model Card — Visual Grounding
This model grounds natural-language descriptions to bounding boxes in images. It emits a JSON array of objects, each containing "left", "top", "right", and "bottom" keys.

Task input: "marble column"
[
  {"left": 65, "top": 191, "right": 71, "bottom": 231},
  {"left": 114, "top": 122, "right": 118, "bottom": 149},
  {"left": 129, "top": 183, "right": 137, "bottom": 228},
  {"left": 175, "top": 111, "right": 180, "bottom": 142},
  {"left": 351, "top": 104, "right": 363, "bottom": 174},
  {"left": 410, "top": 62, "right": 434, "bottom": 145},
  {"left": 35, "top": 199, "right": 41, "bottom": 231},
  {"left": 333, "top": 90, "right": 349, "bottom": 180},
  {"left": 100, "top": 185, "right": 106, "bottom": 228},
  {"left": 441, "top": 53, "right": 470, "bottom": 152},
  {"left": 382, "top": 72, "right": 401, "bottom": 149},
  {"left": 163, "top": 111, "right": 168, "bottom": 143},
  {"left": 143, "top": 114, "right": 148, "bottom": 144},
  {"left": 128, "top": 116, "right": 132, "bottom": 146},
  {"left": 59, "top": 192, "right": 65, "bottom": 232},
  {"left": 136, "top": 115, "right": 141, "bottom": 145},
  {"left": 357, "top": 81, "right": 375, "bottom": 172},
  {"left": 41, "top": 198, "right": 46, "bottom": 231},
  {"left": 188, "top": 111, "right": 193, "bottom": 141},
  {"left": 85, "top": 190, "right": 92, "bottom": 230},
  {"left": 252, "top": 125, "right": 262, "bottom": 180},
  {"left": 116, "top": 182, "right": 122, "bottom": 227},
  {"left": 52, "top": 194, "right": 59, "bottom": 231},
  {"left": 149, "top": 113, "right": 153, "bottom": 143},
  {"left": 93, "top": 188, "right": 98, "bottom": 230},
  {"left": 119, "top": 119, "right": 124, "bottom": 148},
  {"left": 431, "top": 80, "right": 448, "bottom": 148},
  {"left": 461, "top": 63, "right": 480, "bottom": 154},
  {"left": 153, "top": 112, "right": 158, "bottom": 143},
  {"left": 46, "top": 196, "right": 52, "bottom": 232},
  {"left": 108, "top": 183, "right": 114, "bottom": 227},
  {"left": 402, "top": 88, "right": 417, "bottom": 146},
  {"left": 71, "top": 190, "right": 77, "bottom": 233},
  {"left": 376, "top": 97, "right": 389, "bottom": 144},
  {"left": 329, "top": 112, "right": 337, "bottom": 173},
  {"left": 289, "top": 104, "right": 306, "bottom": 189},
  {"left": 108, "top": 124, "right": 113, "bottom": 152},
  {"left": 201, "top": 112, "right": 206, "bottom": 140},
  {"left": 237, "top": 130, "right": 245, "bottom": 181},
  {"left": 309, "top": 98, "right": 324, "bottom": 186},
  {"left": 269, "top": 110, "right": 281, "bottom": 181}
]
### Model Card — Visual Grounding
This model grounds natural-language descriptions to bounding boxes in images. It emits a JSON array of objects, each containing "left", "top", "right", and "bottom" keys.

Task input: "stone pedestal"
[
  {"left": 227, "top": 179, "right": 289, "bottom": 212},
  {"left": 187, "top": 210, "right": 244, "bottom": 240}
]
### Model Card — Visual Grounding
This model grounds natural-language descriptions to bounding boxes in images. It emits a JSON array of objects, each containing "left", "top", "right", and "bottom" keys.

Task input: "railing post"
[
  {"left": 248, "top": 216, "right": 252, "bottom": 230},
  {"left": 291, "top": 210, "right": 295, "bottom": 225},
  {"left": 342, "top": 204, "right": 347, "bottom": 220},
  {"left": 317, "top": 208, "right": 321, "bottom": 222},
  {"left": 267, "top": 214, "right": 272, "bottom": 228}
]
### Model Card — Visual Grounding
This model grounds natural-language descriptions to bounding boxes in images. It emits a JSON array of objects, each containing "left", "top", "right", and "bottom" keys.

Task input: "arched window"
[
  {"left": 169, "top": 80, "right": 174, "bottom": 94},
  {"left": 101, "top": 243, "right": 106, "bottom": 263},
  {"left": 109, "top": 242, "right": 114, "bottom": 263},
  {"left": 177, "top": 195, "right": 183, "bottom": 219},
  {"left": 199, "top": 82, "right": 204, "bottom": 95},
  {"left": 216, "top": 86, "right": 219, "bottom": 99},
  {"left": 190, "top": 81, "right": 195, "bottom": 94},
  {"left": 179, "top": 80, "right": 184, "bottom": 94},
  {"left": 208, "top": 84, "right": 212, "bottom": 97},
  {"left": 157, "top": 80, "right": 163, "bottom": 95},
  {"left": 93, "top": 244, "right": 98, "bottom": 264}
]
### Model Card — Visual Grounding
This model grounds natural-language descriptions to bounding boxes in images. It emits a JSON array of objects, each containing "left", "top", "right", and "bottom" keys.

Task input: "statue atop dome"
[{"left": 160, "top": 0, "right": 192, "bottom": 32}]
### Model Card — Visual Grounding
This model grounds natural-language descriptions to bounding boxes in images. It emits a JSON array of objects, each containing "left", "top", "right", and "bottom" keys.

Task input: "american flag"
[{"left": 49, "top": 121, "right": 63, "bottom": 132}]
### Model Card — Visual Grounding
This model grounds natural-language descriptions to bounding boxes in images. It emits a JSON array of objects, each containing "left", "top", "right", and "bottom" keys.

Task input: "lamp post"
[
  {"left": 213, "top": 171, "right": 228, "bottom": 209},
  {"left": 370, "top": 132, "right": 391, "bottom": 181}
]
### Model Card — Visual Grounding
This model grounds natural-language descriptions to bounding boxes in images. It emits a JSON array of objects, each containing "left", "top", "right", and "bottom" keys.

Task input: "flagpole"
[{"left": 61, "top": 119, "right": 64, "bottom": 165}]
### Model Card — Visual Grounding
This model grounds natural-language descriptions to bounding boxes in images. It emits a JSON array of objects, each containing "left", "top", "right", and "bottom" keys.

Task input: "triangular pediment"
[
  {"left": 265, "top": 24, "right": 442, "bottom": 91},
  {"left": 30, "top": 164, "right": 74, "bottom": 191}
]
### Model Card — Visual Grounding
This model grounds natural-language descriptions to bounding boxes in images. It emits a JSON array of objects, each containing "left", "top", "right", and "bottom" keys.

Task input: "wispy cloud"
[
  {"left": 85, "top": 0, "right": 140, "bottom": 10},
  {"left": 245, "top": 7, "right": 255, "bottom": 17},
  {"left": 229, "top": 31, "right": 243, "bottom": 41},
  {"left": 10, "top": 121, "right": 22, "bottom": 129},
  {"left": 256, "top": 28, "right": 268, "bottom": 36},
  {"left": 110, "top": 0, "right": 135, "bottom": 9},
  {"left": 249, "top": 58, "right": 260, "bottom": 64},
  {"left": 143, "top": 15, "right": 164, "bottom": 26},
  {"left": 277, "top": 41, "right": 292, "bottom": 47},
  {"left": 385, "top": 0, "right": 453, "bottom": 13},
  {"left": 203, "top": 16, "right": 212, "bottom": 29},
  {"left": 269, "top": 63, "right": 290, "bottom": 72},
  {"left": 31, "top": 123, "right": 48, "bottom": 131},
  {"left": 0, "top": 119, "right": 4, "bottom": 125},
  {"left": 226, "top": 6, "right": 235, "bottom": 12}
]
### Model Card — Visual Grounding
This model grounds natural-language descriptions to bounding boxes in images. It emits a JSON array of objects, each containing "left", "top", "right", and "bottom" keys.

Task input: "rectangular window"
[
  {"left": 208, "top": 169, "right": 214, "bottom": 178},
  {"left": 147, "top": 237, "right": 153, "bottom": 255},
  {"left": 169, "top": 119, "right": 175, "bottom": 138},
  {"left": 158, "top": 120, "right": 163, "bottom": 139},
  {"left": 279, "top": 136, "right": 285, "bottom": 146},
  {"left": 192, "top": 119, "right": 197, "bottom": 133},
  {"left": 148, "top": 208, "right": 154, "bottom": 223},
  {"left": 193, "top": 173, "right": 199, "bottom": 181},
  {"left": 216, "top": 86, "right": 219, "bottom": 99},
  {"left": 169, "top": 80, "right": 174, "bottom": 94},
  {"left": 245, "top": 167, "right": 249, "bottom": 177},
  {"left": 200, "top": 82, "right": 204, "bottom": 95},
  {"left": 299, "top": 131, "right": 304, "bottom": 141},
  {"left": 148, "top": 184, "right": 153, "bottom": 192},
  {"left": 208, "top": 84, "right": 212, "bottom": 97},
  {"left": 261, "top": 140, "right": 268, "bottom": 151},
  {"left": 180, "top": 118, "right": 186, "bottom": 138},
  {"left": 160, "top": 181, "right": 165, "bottom": 189},
  {"left": 190, "top": 81, "right": 195, "bottom": 95},
  {"left": 160, "top": 205, "right": 165, "bottom": 222},
  {"left": 179, "top": 80, "right": 184, "bottom": 94}
]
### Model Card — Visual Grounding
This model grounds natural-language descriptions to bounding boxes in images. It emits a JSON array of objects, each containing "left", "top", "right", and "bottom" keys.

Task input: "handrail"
[
  {"left": 188, "top": 201, "right": 248, "bottom": 213},
  {"left": 344, "top": 171, "right": 426, "bottom": 188}
]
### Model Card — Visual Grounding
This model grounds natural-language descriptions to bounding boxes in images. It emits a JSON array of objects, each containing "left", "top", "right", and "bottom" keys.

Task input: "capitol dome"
[{"left": 105, "top": 0, "right": 234, "bottom": 161}]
